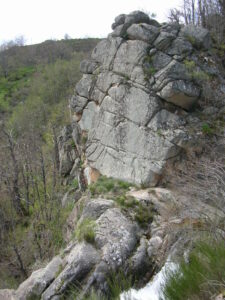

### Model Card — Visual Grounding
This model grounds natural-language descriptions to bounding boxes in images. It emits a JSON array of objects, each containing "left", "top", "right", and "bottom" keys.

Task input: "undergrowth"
[
  {"left": 74, "top": 218, "right": 96, "bottom": 244},
  {"left": 163, "top": 239, "right": 225, "bottom": 300}
]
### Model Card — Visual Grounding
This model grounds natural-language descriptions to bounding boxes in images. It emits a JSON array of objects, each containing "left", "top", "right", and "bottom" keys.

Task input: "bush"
[
  {"left": 134, "top": 202, "right": 154, "bottom": 227},
  {"left": 107, "top": 270, "right": 133, "bottom": 299},
  {"left": 163, "top": 239, "right": 225, "bottom": 300},
  {"left": 75, "top": 218, "right": 96, "bottom": 244},
  {"left": 89, "top": 176, "right": 132, "bottom": 196}
]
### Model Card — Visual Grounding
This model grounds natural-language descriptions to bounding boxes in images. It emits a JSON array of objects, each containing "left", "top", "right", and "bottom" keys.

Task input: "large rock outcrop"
[{"left": 68, "top": 10, "right": 220, "bottom": 186}]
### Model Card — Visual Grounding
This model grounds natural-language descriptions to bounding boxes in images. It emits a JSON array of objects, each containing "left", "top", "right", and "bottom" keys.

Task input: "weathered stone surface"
[
  {"left": 70, "top": 94, "right": 88, "bottom": 113},
  {"left": 42, "top": 243, "right": 100, "bottom": 300},
  {"left": 58, "top": 125, "right": 77, "bottom": 176},
  {"left": 79, "top": 101, "right": 99, "bottom": 131},
  {"left": 113, "top": 40, "right": 149, "bottom": 79},
  {"left": 0, "top": 289, "right": 15, "bottom": 300},
  {"left": 91, "top": 36, "right": 123, "bottom": 70},
  {"left": 153, "top": 60, "right": 190, "bottom": 91},
  {"left": 95, "top": 208, "right": 138, "bottom": 267},
  {"left": 112, "top": 14, "right": 126, "bottom": 30},
  {"left": 130, "top": 237, "right": 150, "bottom": 274},
  {"left": 151, "top": 51, "right": 172, "bottom": 71},
  {"left": 167, "top": 37, "right": 193, "bottom": 56},
  {"left": 147, "top": 236, "right": 163, "bottom": 257},
  {"left": 16, "top": 256, "right": 63, "bottom": 300},
  {"left": 75, "top": 74, "right": 96, "bottom": 99},
  {"left": 154, "top": 31, "right": 176, "bottom": 50},
  {"left": 80, "top": 59, "right": 99, "bottom": 74},
  {"left": 181, "top": 24, "right": 211, "bottom": 49},
  {"left": 127, "top": 23, "right": 159, "bottom": 43},
  {"left": 147, "top": 109, "right": 186, "bottom": 130},
  {"left": 81, "top": 198, "right": 115, "bottom": 220},
  {"left": 158, "top": 80, "right": 201, "bottom": 110},
  {"left": 61, "top": 11, "right": 220, "bottom": 186}
]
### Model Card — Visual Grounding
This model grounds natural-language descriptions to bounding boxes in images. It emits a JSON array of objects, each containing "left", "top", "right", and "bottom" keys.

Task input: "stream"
[{"left": 120, "top": 260, "right": 178, "bottom": 300}]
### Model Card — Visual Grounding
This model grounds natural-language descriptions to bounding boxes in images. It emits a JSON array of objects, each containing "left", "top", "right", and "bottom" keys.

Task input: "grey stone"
[
  {"left": 112, "top": 14, "right": 126, "bottom": 30},
  {"left": 130, "top": 237, "right": 150, "bottom": 273},
  {"left": 154, "top": 31, "right": 176, "bottom": 50},
  {"left": 151, "top": 51, "right": 172, "bottom": 71},
  {"left": 147, "top": 236, "right": 163, "bottom": 257},
  {"left": 75, "top": 74, "right": 96, "bottom": 99},
  {"left": 91, "top": 36, "right": 123, "bottom": 70},
  {"left": 0, "top": 290, "right": 15, "bottom": 300},
  {"left": 80, "top": 59, "right": 99, "bottom": 74},
  {"left": 147, "top": 109, "right": 186, "bottom": 130},
  {"left": 79, "top": 101, "right": 99, "bottom": 132},
  {"left": 111, "top": 25, "right": 125, "bottom": 38},
  {"left": 70, "top": 94, "right": 88, "bottom": 113},
  {"left": 167, "top": 37, "right": 193, "bottom": 56},
  {"left": 58, "top": 125, "right": 77, "bottom": 176},
  {"left": 158, "top": 80, "right": 200, "bottom": 110},
  {"left": 161, "top": 22, "right": 181, "bottom": 36},
  {"left": 16, "top": 256, "right": 63, "bottom": 300},
  {"left": 113, "top": 40, "right": 149, "bottom": 79},
  {"left": 124, "top": 11, "right": 150, "bottom": 27},
  {"left": 153, "top": 60, "right": 190, "bottom": 91},
  {"left": 127, "top": 23, "right": 159, "bottom": 43},
  {"left": 95, "top": 208, "right": 138, "bottom": 267},
  {"left": 42, "top": 243, "right": 100, "bottom": 300},
  {"left": 181, "top": 24, "right": 211, "bottom": 49},
  {"left": 81, "top": 198, "right": 115, "bottom": 220}
]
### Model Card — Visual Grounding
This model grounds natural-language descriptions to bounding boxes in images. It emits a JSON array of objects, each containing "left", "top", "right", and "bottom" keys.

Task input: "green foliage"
[
  {"left": 107, "top": 270, "right": 133, "bottom": 299},
  {"left": 75, "top": 218, "right": 96, "bottom": 244},
  {"left": 134, "top": 202, "right": 154, "bottom": 227},
  {"left": 115, "top": 195, "right": 138, "bottom": 208},
  {"left": 163, "top": 240, "right": 225, "bottom": 300},
  {"left": 201, "top": 123, "right": 214, "bottom": 135},
  {"left": 89, "top": 176, "right": 132, "bottom": 196},
  {"left": 72, "top": 179, "right": 79, "bottom": 189},
  {"left": 186, "top": 35, "right": 197, "bottom": 47},
  {"left": 184, "top": 59, "right": 210, "bottom": 83},
  {"left": 184, "top": 59, "right": 196, "bottom": 71}
]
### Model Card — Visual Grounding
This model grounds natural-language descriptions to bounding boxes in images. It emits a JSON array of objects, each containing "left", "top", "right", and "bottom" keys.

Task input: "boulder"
[
  {"left": 15, "top": 256, "right": 63, "bottom": 300},
  {"left": 181, "top": 24, "right": 211, "bottom": 49},
  {"left": 157, "top": 80, "right": 201, "bottom": 110},
  {"left": 42, "top": 243, "right": 100, "bottom": 300},
  {"left": 80, "top": 59, "right": 99, "bottom": 74},
  {"left": 127, "top": 23, "right": 159, "bottom": 43}
]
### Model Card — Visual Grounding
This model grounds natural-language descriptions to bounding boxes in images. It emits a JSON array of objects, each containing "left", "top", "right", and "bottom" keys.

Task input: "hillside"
[
  {"left": 0, "top": 37, "right": 99, "bottom": 289},
  {"left": 0, "top": 11, "right": 225, "bottom": 300}
]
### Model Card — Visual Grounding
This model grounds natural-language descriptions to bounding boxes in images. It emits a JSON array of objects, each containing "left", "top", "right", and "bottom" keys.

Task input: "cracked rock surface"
[{"left": 69, "top": 10, "right": 217, "bottom": 186}]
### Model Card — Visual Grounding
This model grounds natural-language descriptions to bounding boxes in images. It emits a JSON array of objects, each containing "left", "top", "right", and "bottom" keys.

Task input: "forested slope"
[{"left": 0, "top": 38, "right": 99, "bottom": 288}]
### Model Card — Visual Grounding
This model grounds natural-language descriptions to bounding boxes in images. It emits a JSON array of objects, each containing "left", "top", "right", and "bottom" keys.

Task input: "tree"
[{"left": 168, "top": 0, "right": 225, "bottom": 42}]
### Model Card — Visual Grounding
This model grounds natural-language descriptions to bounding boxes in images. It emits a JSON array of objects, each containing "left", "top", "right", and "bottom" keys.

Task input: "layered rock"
[{"left": 68, "top": 10, "right": 216, "bottom": 186}]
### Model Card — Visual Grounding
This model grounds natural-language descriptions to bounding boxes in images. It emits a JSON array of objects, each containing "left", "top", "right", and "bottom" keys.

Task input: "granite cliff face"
[
  {"left": 66, "top": 10, "right": 221, "bottom": 186},
  {"left": 1, "top": 11, "right": 225, "bottom": 300}
]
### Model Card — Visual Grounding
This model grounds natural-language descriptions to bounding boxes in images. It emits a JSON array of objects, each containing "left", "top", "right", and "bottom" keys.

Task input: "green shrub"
[
  {"left": 115, "top": 195, "right": 138, "bottom": 209},
  {"left": 134, "top": 202, "right": 154, "bottom": 227},
  {"left": 163, "top": 240, "right": 225, "bottom": 300},
  {"left": 107, "top": 270, "right": 133, "bottom": 299},
  {"left": 201, "top": 123, "right": 214, "bottom": 135},
  {"left": 89, "top": 176, "right": 132, "bottom": 196},
  {"left": 75, "top": 218, "right": 96, "bottom": 244}
]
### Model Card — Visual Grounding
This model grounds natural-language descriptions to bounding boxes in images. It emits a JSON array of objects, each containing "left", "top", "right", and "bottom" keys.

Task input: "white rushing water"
[{"left": 120, "top": 260, "right": 178, "bottom": 300}]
